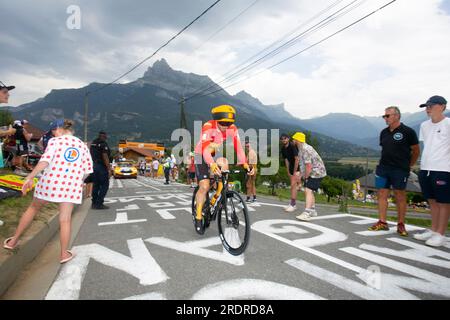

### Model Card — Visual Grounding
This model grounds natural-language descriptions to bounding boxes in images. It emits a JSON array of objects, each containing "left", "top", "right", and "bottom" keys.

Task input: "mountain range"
[{"left": 7, "top": 58, "right": 445, "bottom": 158}]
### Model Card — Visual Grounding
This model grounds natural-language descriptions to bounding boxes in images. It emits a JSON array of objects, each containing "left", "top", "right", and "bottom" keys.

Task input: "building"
[
  {"left": 24, "top": 123, "right": 45, "bottom": 154},
  {"left": 118, "top": 140, "right": 164, "bottom": 163}
]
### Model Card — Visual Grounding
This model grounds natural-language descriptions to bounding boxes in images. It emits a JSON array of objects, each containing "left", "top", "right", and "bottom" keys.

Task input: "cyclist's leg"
[
  {"left": 212, "top": 157, "right": 229, "bottom": 201},
  {"left": 194, "top": 159, "right": 211, "bottom": 221},
  {"left": 195, "top": 179, "right": 210, "bottom": 220}
]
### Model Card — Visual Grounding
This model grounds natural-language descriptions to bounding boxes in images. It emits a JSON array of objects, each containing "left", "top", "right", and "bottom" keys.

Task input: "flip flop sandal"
[
  {"left": 60, "top": 250, "right": 74, "bottom": 264},
  {"left": 3, "top": 237, "right": 18, "bottom": 250}
]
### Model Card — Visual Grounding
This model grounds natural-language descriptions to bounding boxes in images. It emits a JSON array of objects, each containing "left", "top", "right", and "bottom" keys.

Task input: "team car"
[{"left": 113, "top": 161, "right": 138, "bottom": 179}]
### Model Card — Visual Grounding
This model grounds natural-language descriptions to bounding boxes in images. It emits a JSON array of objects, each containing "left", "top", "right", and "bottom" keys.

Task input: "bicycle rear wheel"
[{"left": 217, "top": 191, "right": 250, "bottom": 256}]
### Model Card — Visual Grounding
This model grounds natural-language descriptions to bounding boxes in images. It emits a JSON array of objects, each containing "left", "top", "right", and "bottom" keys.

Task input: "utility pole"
[
  {"left": 84, "top": 91, "right": 89, "bottom": 143},
  {"left": 364, "top": 147, "right": 369, "bottom": 202},
  {"left": 179, "top": 97, "right": 187, "bottom": 131}
]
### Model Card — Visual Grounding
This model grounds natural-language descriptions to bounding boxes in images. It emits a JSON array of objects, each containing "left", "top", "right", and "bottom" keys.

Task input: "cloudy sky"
[{"left": 1, "top": 0, "right": 449, "bottom": 119}]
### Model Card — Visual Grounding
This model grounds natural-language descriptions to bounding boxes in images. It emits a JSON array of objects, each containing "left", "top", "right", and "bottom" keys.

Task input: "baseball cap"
[
  {"left": 49, "top": 118, "right": 64, "bottom": 130},
  {"left": 0, "top": 81, "right": 15, "bottom": 91},
  {"left": 99, "top": 130, "right": 107, "bottom": 135},
  {"left": 419, "top": 95, "right": 447, "bottom": 108}
]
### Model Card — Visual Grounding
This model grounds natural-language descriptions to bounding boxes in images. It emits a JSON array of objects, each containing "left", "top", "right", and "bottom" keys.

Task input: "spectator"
[
  {"left": 152, "top": 158, "right": 160, "bottom": 178},
  {"left": 414, "top": 96, "right": 450, "bottom": 247},
  {"left": 368, "top": 106, "right": 420, "bottom": 236},
  {"left": 3, "top": 119, "right": 93, "bottom": 263},
  {"left": 0, "top": 80, "right": 14, "bottom": 105},
  {"left": 245, "top": 141, "right": 258, "bottom": 203},
  {"left": 12, "top": 119, "right": 33, "bottom": 172},
  {"left": 280, "top": 133, "right": 300, "bottom": 213},
  {"left": 292, "top": 132, "right": 327, "bottom": 221},
  {"left": 139, "top": 160, "right": 146, "bottom": 176},
  {"left": 188, "top": 152, "right": 197, "bottom": 188},
  {"left": 90, "top": 131, "right": 111, "bottom": 210},
  {"left": 163, "top": 155, "right": 171, "bottom": 184}
]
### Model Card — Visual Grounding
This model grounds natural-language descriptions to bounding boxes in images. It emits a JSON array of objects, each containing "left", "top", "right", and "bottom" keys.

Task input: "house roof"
[
  {"left": 355, "top": 172, "right": 421, "bottom": 193},
  {"left": 124, "top": 147, "right": 158, "bottom": 158},
  {"left": 23, "top": 124, "right": 44, "bottom": 141}
]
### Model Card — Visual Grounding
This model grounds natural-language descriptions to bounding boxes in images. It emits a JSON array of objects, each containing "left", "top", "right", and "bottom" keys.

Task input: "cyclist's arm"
[{"left": 195, "top": 123, "right": 215, "bottom": 166}]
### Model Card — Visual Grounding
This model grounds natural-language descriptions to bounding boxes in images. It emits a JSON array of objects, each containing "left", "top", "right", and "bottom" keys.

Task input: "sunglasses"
[
  {"left": 382, "top": 114, "right": 395, "bottom": 119},
  {"left": 218, "top": 121, "right": 232, "bottom": 127}
]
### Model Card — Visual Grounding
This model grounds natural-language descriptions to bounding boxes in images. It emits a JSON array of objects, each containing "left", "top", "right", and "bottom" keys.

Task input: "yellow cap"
[{"left": 292, "top": 132, "right": 306, "bottom": 143}]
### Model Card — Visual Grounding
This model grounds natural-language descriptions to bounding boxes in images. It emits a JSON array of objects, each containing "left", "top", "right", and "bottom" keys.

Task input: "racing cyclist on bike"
[{"left": 193, "top": 105, "right": 252, "bottom": 234}]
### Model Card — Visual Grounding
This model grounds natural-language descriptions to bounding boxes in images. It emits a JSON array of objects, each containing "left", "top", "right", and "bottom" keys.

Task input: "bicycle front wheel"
[{"left": 217, "top": 191, "right": 250, "bottom": 256}]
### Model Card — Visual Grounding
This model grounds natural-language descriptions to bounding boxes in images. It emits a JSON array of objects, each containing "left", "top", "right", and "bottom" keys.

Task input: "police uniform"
[{"left": 90, "top": 137, "right": 111, "bottom": 208}]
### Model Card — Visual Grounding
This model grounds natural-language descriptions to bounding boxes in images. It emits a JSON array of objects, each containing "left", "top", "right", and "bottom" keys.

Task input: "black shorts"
[
  {"left": 375, "top": 165, "right": 409, "bottom": 190},
  {"left": 189, "top": 172, "right": 196, "bottom": 179},
  {"left": 305, "top": 177, "right": 323, "bottom": 191},
  {"left": 419, "top": 170, "right": 450, "bottom": 204}
]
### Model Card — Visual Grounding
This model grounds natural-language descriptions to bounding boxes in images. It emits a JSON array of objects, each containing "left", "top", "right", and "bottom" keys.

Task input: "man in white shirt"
[
  {"left": 414, "top": 95, "right": 450, "bottom": 247},
  {"left": 152, "top": 159, "right": 159, "bottom": 178}
]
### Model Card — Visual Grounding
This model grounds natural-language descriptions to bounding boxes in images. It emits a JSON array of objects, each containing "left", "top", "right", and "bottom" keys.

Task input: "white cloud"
[{"left": 2, "top": 0, "right": 450, "bottom": 120}]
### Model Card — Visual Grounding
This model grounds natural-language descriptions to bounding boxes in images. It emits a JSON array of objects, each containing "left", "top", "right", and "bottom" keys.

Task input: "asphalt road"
[{"left": 44, "top": 176, "right": 450, "bottom": 300}]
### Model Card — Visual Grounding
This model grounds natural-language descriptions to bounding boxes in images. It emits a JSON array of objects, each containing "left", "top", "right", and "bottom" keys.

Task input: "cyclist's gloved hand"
[{"left": 210, "top": 162, "right": 222, "bottom": 176}]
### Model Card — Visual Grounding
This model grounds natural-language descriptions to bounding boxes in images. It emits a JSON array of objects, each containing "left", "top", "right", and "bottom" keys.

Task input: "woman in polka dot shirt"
[{"left": 3, "top": 119, "right": 93, "bottom": 264}]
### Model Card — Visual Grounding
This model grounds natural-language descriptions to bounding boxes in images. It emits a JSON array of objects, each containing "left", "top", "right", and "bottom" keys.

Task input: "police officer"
[{"left": 90, "top": 131, "right": 111, "bottom": 210}]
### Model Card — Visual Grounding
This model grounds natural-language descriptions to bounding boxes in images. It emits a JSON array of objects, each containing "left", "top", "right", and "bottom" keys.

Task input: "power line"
[
  {"left": 197, "top": 0, "right": 367, "bottom": 98},
  {"left": 189, "top": 0, "right": 398, "bottom": 101},
  {"left": 91, "top": 0, "right": 223, "bottom": 94},
  {"left": 175, "top": 0, "right": 260, "bottom": 68},
  {"left": 186, "top": 0, "right": 363, "bottom": 101}
]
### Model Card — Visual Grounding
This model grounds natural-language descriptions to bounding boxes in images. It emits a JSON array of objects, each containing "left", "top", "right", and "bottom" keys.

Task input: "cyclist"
[{"left": 193, "top": 105, "right": 251, "bottom": 234}]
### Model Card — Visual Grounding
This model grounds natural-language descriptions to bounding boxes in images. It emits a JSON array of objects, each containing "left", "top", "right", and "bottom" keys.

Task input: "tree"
[
  {"left": 320, "top": 176, "right": 352, "bottom": 203},
  {"left": 0, "top": 110, "right": 13, "bottom": 127}
]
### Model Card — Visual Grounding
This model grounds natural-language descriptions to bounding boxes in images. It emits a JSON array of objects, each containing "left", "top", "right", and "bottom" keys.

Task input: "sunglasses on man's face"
[
  {"left": 218, "top": 121, "right": 232, "bottom": 127},
  {"left": 382, "top": 114, "right": 395, "bottom": 119}
]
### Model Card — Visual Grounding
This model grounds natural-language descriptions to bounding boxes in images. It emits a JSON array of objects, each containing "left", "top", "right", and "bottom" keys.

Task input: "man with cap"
[
  {"left": 414, "top": 96, "right": 450, "bottom": 247},
  {"left": 0, "top": 81, "right": 15, "bottom": 104},
  {"left": 90, "top": 131, "right": 111, "bottom": 210},
  {"left": 280, "top": 133, "right": 301, "bottom": 213},
  {"left": 0, "top": 81, "right": 16, "bottom": 138},
  {"left": 292, "top": 132, "right": 327, "bottom": 221},
  {"left": 368, "top": 106, "right": 420, "bottom": 236},
  {"left": 38, "top": 119, "right": 63, "bottom": 152}
]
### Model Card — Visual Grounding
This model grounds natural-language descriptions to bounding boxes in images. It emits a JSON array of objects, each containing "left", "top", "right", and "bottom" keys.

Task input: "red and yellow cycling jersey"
[{"left": 194, "top": 120, "right": 247, "bottom": 166}]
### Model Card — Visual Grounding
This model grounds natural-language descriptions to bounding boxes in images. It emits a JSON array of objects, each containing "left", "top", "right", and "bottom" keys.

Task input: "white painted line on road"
[
  {"left": 98, "top": 212, "right": 147, "bottom": 226},
  {"left": 147, "top": 237, "right": 244, "bottom": 265},
  {"left": 355, "top": 225, "right": 422, "bottom": 237},
  {"left": 359, "top": 239, "right": 450, "bottom": 269},
  {"left": 340, "top": 246, "right": 450, "bottom": 298},
  {"left": 255, "top": 202, "right": 285, "bottom": 208},
  {"left": 154, "top": 207, "right": 191, "bottom": 220},
  {"left": 252, "top": 220, "right": 360, "bottom": 272},
  {"left": 135, "top": 179, "right": 161, "bottom": 191},
  {"left": 123, "top": 292, "right": 167, "bottom": 300},
  {"left": 350, "top": 219, "right": 377, "bottom": 225},
  {"left": 191, "top": 279, "right": 325, "bottom": 300},
  {"left": 116, "top": 179, "right": 123, "bottom": 188},
  {"left": 148, "top": 202, "right": 175, "bottom": 208},
  {"left": 46, "top": 239, "right": 169, "bottom": 300},
  {"left": 117, "top": 204, "right": 140, "bottom": 211},
  {"left": 310, "top": 214, "right": 348, "bottom": 221},
  {"left": 176, "top": 201, "right": 191, "bottom": 206}
]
